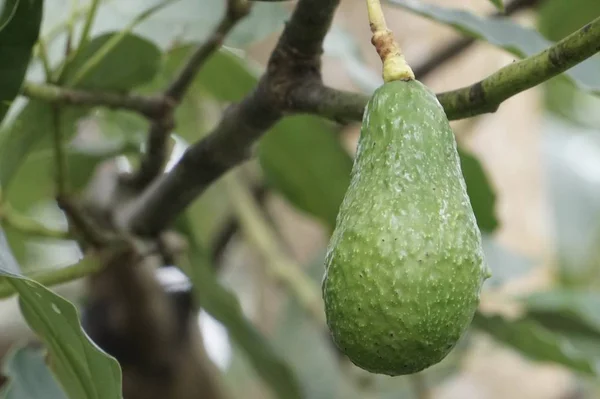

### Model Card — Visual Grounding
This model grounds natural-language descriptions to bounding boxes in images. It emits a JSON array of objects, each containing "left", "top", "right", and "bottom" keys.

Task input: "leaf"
[
  {"left": 0, "top": 229, "right": 123, "bottom": 399},
  {"left": 489, "top": 0, "right": 504, "bottom": 12},
  {"left": 178, "top": 216, "right": 303, "bottom": 399},
  {"left": 0, "top": 32, "right": 160, "bottom": 192},
  {"left": 86, "top": 0, "right": 288, "bottom": 50},
  {"left": 1, "top": 344, "right": 67, "bottom": 399},
  {"left": 472, "top": 312, "right": 599, "bottom": 375},
  {"left": 522, "top": 289, "right": 600, "bottom": 338},
  {"left": 259, "top": 116, "right": 353, "bottom": 231},
  {"left": 62, "top": 32, "right": 161, "bottom": 90},
  {"left": 388, "top": 0, "right": 600, "bottom": 93},
  {"left": 458, "top": 147, "right": 498, "bottom": 232},
  {"left": 537, "top": 0, "right": 600, "bottom": 128},
  {"left": 0, "top": 0, "right": 43, "bottom": 122}
]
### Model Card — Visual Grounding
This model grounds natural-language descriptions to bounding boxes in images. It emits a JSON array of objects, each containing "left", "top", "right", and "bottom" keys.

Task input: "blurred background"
[{"left": 1, "top": 0, "right": 600, "bottom": 398}]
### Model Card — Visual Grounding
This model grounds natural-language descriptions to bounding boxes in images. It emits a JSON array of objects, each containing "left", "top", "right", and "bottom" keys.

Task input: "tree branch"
[
  {"left": 438, "top": 16, "right": 600, "bottom": 119},
  {"left": 413, "top": 0, "right": 543, "bottom": 79},
  {"left": 122, "top": 0, "right": 341, "bottom": 236},
  {"left": 128, "top": 0, "right": 252, "bottom": 190},
  {"left": 293, "top": 15, "right": 600, "bottom": 122},
  {"left": 22, "top": 82, "right": 168, "bottom": 117}
]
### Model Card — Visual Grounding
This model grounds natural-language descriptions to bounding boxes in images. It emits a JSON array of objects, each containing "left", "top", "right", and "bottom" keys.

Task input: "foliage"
[{"left": 0, "top": 0, "right": 599, "bottom": 398}]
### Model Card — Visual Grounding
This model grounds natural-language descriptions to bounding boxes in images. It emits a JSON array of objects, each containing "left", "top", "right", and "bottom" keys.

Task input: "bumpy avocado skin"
[{"left": 322, "top": 79, "right": 490, "bottom": 376}]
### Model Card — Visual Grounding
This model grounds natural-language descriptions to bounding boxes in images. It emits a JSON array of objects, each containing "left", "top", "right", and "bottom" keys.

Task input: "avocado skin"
[{"left": 322, "top": 79, "right": 490, "bottom": 376}]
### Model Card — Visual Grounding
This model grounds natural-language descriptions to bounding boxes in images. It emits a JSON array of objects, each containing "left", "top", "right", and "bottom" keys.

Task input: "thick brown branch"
[
  {"left": 123, "top": 0, "right": 341, "bottom": 236},
  {"left": 129, "top": 0, "right": 252, "bottom": 190}
]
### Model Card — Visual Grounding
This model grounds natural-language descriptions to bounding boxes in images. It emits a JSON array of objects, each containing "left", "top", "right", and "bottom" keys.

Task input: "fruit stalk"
[{"left": 366, "top": 0, "right": 415, "bottom": 82}]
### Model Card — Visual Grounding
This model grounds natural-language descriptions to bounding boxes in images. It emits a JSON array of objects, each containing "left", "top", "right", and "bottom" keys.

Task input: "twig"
[
  {"left": 77, "top": 0, "right": 101, "bottom": 49},
  {"left": 122, "top": 0, "right": 340, "bottom": 235},
  {"left": 413, "top": 0, "right": 543, "bottom": 79},
  {"left": 210, "top": 183, "right": 269, "bottom": 266},
  {"left": 56, "top": 196, "right": 111, "bottom": 248},
  {"left": 222, "top": 173, "right": 325, "bottom": 325},
  {"left": 0, "top": 257, "right": 101, "bottom": 300},
  {"left": 129, "top": 0, "right": 252, "bottom": 189},
  {"left": 438, "top": 16, "right": 600, "bottom": 119},
  {"left": 22, "top": 82, "right": 168, "bottom": 117},
  {"left": 291, "top": 15, "right": 600, "bottom": 121},
  {"left": 0, "top": 204, "right": 70, "bottom": 240},
  {"left": 51, "top": 107, "right": 68, "bottom": 196}
]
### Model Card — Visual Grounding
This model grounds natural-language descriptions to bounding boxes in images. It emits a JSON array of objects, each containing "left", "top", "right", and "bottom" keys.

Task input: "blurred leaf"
[
  {"left": 522, "top": 289, "right": 600, "bottom": 338},
  {"left": 0, "top": 32, "right": 160, "bottom": 193},
  {"left": 388, "top": 0, "right": 600, "bottom": 94},
  {"left": 458, "top": 147, "right": 498, "bottom": 232},
  {"left": 489, "top": 0, "right": 504, "bottom": 11},
  {"left": 62, "top": 32, "right": 161, "bottom": 90},
  {"left": 197, "top": 48, "right": 259, "bottom": 102},
  {"left": 0, "top": 229, "right": 123, "bottom": 399},
  {"left": 0, "top": 0, "right": 43, "bottom": 122},
  {"left": 541, "top": 115, "right": 600, "bottom": 286},
  {"left": 259, "top": 116, "right": 353, "bottom": 231},
  {"left": 88, "top": 0, "right": 288, "bottom": 50},
  {"left": 178, "top": 216, "right": 303, "bottom": 399},
  {"left": 324, "top": 25, "right": 382, "bottom": 93},
  {"left": 1, "top": 344, "right": 67, "bottom": 399},
  {"left": 537, "top": 0, "right": 600, "bottom": 42},
  {"left": 473, "top": 312, "right": 599, "bottom": 375},
  {"left": 537, "top": 0, "right": 600, "bottom": 128},
  {"left": 480, "top": 234, "right": 535, "bottom": 288}
]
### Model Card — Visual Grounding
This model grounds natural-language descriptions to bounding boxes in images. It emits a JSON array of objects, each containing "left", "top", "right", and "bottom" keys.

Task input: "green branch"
[
  {"left": 0, "top": 204, "right": 70, "bottom": 240},
  {"left": 438, "top": 16, "right": 600, "bottom": 119},
  {"left": 22, "top": 82, "right": 168, "bottom": 117},
  {"left": 293, "top": 15, "right": 600, "bottom": 121},
  {"left": 0, "top": 257, "right": 101, "bottom": 300}
]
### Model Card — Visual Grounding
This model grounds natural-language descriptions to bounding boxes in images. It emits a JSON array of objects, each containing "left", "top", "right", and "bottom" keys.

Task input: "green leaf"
[
  {"left": 0, "top": 0, "right": 43, "bottom": 123},
  {"left": 62, "top": 32, "right": 161, "bottom": 90},
  {"left": 387, "top": 0, "right": 600, "bottom": 93},
  {"left": 472, "top": 312, "right": 599, "bottom": 375},
  {"left": 537, "top": 0, "right": 600, "bottom": 128},
  {"left": 89, "top": 0, "right": 288, "bottom": 50},
  {"left": 1, "top": 344, "right": 67, "bottom": 399},
  {"left": 0, "top": 32, "right": 160, "bottom": 192},
  {"left": 178, "top": 216, "right": 303, "bottom": 399},
  {"left": 522, "top": 290, "right": 600, "bottom": 338},
  {"left": 458, "top": 147, "right": 498, "bottom": 232},
  {"left": 0, "top": 229, "right": 123, "bottom": 399},
  {"left": 259, "top": 116, "right": 353, "bottom": 231},
  {"left": 489, "top": 0, "right": 504, "bottom": 11}
]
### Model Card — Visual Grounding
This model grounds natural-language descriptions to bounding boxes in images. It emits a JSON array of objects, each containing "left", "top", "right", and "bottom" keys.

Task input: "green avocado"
[{"left": 322, "top": 79, "right": 491, "bottom": 376}]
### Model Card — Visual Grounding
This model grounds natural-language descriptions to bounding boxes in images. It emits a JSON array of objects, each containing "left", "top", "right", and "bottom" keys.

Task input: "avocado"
[{"left": 322, "top": 79, "right": 490, "bottom": 376}]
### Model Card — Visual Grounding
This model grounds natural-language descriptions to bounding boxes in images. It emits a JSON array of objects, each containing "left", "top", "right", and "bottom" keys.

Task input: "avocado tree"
[{"left": 0, "top": 0, "right": 599, "bottom": 398}]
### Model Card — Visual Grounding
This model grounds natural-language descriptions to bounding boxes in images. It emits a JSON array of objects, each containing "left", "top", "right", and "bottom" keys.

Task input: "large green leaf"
[
  {"left": 178, "top": 216, "right": 303, "bottom": 399},
  {"left": 1, "top": 344, "right": 67, "bottom": 399},
  {"left": 259, "top": 116, "right": 353, "bottom": 231},
  {"left": 0, "top": 229, "right": 123, "bottom": 399},
  {"left": 473, "top": 312, "right": 599, "bottom": 375},
  {"left": 489, "top": 0, "right": 504, "bottom": 11},
  {"left": 0, "top": 32, "right": 160, "bottom": 192},
  {"left": 458, "top": 147, "right": 498, "bottom": 232},
  {"left": 387, "top": 0, "right": 600, "bottom": 93},
  {"left": 0, "top": 0, "right": 43, "bottom": 123}
]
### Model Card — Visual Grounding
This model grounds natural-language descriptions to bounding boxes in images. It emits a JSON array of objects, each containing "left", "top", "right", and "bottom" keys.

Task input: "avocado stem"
[{"left": 366, "top": 0, "right": 415, "bottom": 83}]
